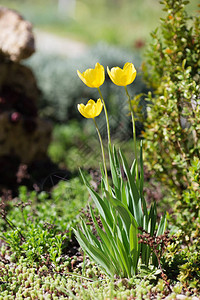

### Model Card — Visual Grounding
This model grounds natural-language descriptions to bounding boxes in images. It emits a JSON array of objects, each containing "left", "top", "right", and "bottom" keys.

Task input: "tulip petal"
[
  {"left": 107, "top": 63, "right": 137, "bottom": 86},
  {"left": 77, "top": 70, "right": 88, "bottom": 86},
  {"left": 77, "top": 63, "right": 105, "bottom": 88},
  {"left": 95, "top": 98, "right": 103, "bottom": 116},
  {"left": 77, "top": 103, "right": 91, "bottom": 118}
]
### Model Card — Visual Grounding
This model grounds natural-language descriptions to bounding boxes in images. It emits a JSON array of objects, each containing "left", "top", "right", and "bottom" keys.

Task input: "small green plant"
[
  {"left": 0, "top": 177, "right": 89, "bottom": 264},
  {"left": 0, "top": 250, "right": 194, "bottom": 299},
  {"left": 74, "top": 62, "right": 167, "bottom": 278}
]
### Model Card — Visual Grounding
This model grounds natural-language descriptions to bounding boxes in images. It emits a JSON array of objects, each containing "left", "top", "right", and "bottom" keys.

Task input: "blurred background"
[
  {"left": 0, "top": 0, "right": 199, "bottom": 189},
  {"left": 1, "top": 0, "right": 198, "bottom": 48}
]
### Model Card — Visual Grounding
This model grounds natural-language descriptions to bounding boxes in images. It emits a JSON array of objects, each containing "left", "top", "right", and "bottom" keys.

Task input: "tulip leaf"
[
  {"left": 156, "top": 212, "right": 167, "bottom": 236},
  {"left": 89, "top": 205, "right": 118, "bottom": 264},
  {"left": 139, "top": 141, "right": 144, "bottom": 196},
  {"left": 109, "top": 145, "right": 122, "bottom": 200},
  {"left": 80, "top": 169, "right": 114, "bottom": 228},
  {"left": 149, "top": 202, "right": 157, "bottom": 236},
  {"left": 105, "top": 191, "right": 138, "bottom": 234},
  {"left": 116, "top": 236, "right": 131, "bottom": 278},
  {"left": 74, "top": 226, "right": 114, "bottom": 276}
]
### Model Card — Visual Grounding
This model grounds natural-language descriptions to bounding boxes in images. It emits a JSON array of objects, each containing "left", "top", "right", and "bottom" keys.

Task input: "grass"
[{"left": 1, "top": 0, "right": 199, "bottom": 48}]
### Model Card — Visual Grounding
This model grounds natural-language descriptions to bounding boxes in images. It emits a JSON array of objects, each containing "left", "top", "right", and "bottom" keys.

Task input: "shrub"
[
  {"left": 141, "top": 0, "right": 200, "bottom": 227},
  {"left": 173, "top": 157, "right": 200, "bottom": 240},
  {"left": 142, "top": 0, "right": 200, "bottom": 193}
]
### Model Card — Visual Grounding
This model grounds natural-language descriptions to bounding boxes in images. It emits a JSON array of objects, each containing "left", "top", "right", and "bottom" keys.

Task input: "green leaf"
[
  {"left": 89, "top": 206, "right": 118, "bottom": 264},
  {"left": 119, "top": 150, "right": 139, "bottom": 202},
  {"left": 116, "top": 236, "right": 131, "bottom": 277},
  {"left": 130, "top": 160, "right": 136, "bottom": 179},
  {"left": 149, "top": 202, "right": 157, "bottom": 236},
  {"left": 119, "top": 150, "right": 143, "bottom": 226},
  {"left": 156, "top": 212, "right": 167, "bottom": 236},
  {"left": 74, "top": 227, "right": 114, "bottom": 276},
  {"left": 80, "top": 169, "right": 114, "bottom": 228},
  {"left": 129, "top": 223, "right": 138, "bottom": 253},
  {"left": 105, "top": 191, "right": 138, "bottom": 234},
  {"left": 80, "top": 220, "right": 102, "bottom": 249},
  {"left": 139, "top": 141, "right": 144, "bottom": 196},
  {"left": 109, "top": 145, "right": 120, "bottom": 189},
  {"left": 120, "top": 182, "right": 127, "bottom": 206}
]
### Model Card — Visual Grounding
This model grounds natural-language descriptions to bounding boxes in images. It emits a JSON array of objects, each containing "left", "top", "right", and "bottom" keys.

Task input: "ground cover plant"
[{"left": 0, "top": 177, "right": 89, "bottom": 265}]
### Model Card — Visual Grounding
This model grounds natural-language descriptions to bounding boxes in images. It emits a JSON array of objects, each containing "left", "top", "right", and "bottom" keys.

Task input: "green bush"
[
  {"left": 142, "top": 0, "right": 200, "bottom": 226},
  {"left": 25, "top": 43, "right": 148, "bottom": 138}
]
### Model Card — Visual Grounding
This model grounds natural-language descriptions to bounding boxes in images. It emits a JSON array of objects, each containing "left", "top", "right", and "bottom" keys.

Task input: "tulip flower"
[
  {"left": 77, "top": 63, "right": 105, "bottom": 88},
  {"left": 107, "top": 62, "right": 136, "bottom": 86},
  {"left": 108, "top": 62, "right": 138, "bottom": 181},
  {"left": 77, "top": 98, "right": 108, "bottom": 188},
  {"left": 77, "top": 99, "right": 103, "bottom": 119}
]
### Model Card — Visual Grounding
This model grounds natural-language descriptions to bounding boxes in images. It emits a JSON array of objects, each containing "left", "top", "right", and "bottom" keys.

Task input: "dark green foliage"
[{"left": 25, "top": 43, "right": 148, "bottom": 138}]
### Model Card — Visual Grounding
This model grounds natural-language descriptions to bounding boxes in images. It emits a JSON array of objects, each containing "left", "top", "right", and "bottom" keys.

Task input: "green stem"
[
  {"left": 97, "top": 87, "right": 111, "bottom": 149},
  {"left": 124, "top": 86, "right": 139, "bottom": 182},
  {"left": 93, "top": 118, "right": 109, "bottom": 189}
]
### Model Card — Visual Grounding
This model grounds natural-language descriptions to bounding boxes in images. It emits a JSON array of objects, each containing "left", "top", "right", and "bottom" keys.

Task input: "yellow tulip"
[
  {"left": 107, "top": 62, "right": 136, "bottom": 86},
  {"left": 77, "top": 63, "right": 105, "bottom": 88},
  {"left": 77, "top": 99, "right": 103, "bottom": 119}
]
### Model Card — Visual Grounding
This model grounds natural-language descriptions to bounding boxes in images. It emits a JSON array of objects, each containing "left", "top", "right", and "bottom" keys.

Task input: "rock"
[
  {"left": 0, "top": 61, "right": 52, "bottom": 165},
  {"left": 0, "top": 62, "right": 40, "bottom": 104},
  {"left": 0, "top": 6, "right": 35, "bottom": 62},
  {"left": 0, "top": 112, "right": 52, "bottom": 164},
  {"left": 0, "top": 7, "right": 58, "bottom": 192}
]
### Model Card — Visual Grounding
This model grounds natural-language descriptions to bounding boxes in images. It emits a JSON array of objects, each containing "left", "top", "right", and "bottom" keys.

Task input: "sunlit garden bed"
[{"left": 0, "top": 0, "right": 200, "bottom": 299}]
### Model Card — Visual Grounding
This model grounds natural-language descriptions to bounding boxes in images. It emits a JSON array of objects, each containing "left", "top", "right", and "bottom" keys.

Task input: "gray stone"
[{"left": 0, "top": 6, "right": 35, "bottom": 62}]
